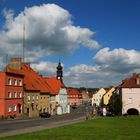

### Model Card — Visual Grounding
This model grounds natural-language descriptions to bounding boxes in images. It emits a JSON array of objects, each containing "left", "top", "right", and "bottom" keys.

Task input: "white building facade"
[{"left": 56, "top": 88, "right": 70, "bottom": 115}]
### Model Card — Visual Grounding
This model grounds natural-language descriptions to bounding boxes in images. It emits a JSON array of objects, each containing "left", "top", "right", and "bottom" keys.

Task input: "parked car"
[
  {"left": 39, "top": 112, "right": 51, "bottom": 118},
  {"left": 71, "top": 105, "right": 77, "bottom": 109}
]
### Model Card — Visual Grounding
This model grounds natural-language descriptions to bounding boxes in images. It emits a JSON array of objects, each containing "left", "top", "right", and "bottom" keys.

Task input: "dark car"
[
  {"left": 71, "top": 105, "right": 77, "bottom": 109},
  {"left": 39, "top": 112, "right": 51, "bottom": 118}
]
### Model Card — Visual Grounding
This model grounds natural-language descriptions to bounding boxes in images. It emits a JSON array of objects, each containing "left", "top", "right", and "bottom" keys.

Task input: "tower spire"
[{"left": 56, "top": 60, "right": 63, "bottom": 80}]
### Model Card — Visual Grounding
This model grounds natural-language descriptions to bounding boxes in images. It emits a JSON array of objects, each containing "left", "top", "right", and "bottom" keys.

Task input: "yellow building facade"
[
  {"left": 24, "top": 91, "right": 40, "bottom": 117},
  {"left": 39, "top": 93, "right": 50, "bottom": 113},
  {"left": 92, "top": 88, "right": 106, "bottom": 106},
  {"left": 103, "top": 87, "right": 115, "bottom": 105}
]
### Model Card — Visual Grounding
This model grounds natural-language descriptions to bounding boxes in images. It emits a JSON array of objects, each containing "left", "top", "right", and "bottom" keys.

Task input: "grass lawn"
[{"left": 1, "top": 116, "right": 140, "bottom": 140}]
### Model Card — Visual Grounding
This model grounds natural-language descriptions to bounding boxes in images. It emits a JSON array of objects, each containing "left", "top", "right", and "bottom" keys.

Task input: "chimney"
[
  {"left": 8, "top": 58, "right": 22, "bottom": 70},
  {"left": 136, "top": 73, "right": 140, "bottom": 85}
]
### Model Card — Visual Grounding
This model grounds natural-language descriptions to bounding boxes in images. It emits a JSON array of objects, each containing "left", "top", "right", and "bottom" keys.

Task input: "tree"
[{"left": 108, "top": 92, "right": 122, "bottom": 115}]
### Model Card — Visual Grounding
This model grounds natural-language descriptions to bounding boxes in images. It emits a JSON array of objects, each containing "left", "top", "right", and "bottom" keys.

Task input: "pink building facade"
[
  {"left": 67, "top": 88, "right": 82, "bottom": 106},
  {"left": 120, "top": 73, "right": 140, "bottom": 115},
  {"left": 122, "top": 88, "right": 140, "bottom": 115}
]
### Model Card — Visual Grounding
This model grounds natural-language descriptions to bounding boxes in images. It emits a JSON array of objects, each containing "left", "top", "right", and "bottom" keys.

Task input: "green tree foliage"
[{"left": 108, "top": 92, "right": 122, "bottom": 115}]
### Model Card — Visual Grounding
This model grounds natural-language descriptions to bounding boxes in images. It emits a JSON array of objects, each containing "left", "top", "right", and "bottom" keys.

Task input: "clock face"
[{"left": 57, "top": 77, "right": 60, "bottom": 79}]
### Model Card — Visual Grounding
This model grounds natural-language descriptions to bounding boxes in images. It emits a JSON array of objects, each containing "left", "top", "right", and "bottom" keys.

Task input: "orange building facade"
[{"left": 0, "top": 69, "right": 24, "bottom": 118}]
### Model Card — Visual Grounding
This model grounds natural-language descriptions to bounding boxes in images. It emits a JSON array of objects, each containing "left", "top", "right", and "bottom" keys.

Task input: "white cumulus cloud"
[
  {"left": 64, "top": 48, "right": 140, "bottom": 87},
  {"left": 31, "top": 61, "right": 58, "bottom": 76},
  {"left": 93, "top": 48, "right": 140, "bottom": 73},
  {"left": 0, "top": 3, "right": 100, "bottom": 62}
]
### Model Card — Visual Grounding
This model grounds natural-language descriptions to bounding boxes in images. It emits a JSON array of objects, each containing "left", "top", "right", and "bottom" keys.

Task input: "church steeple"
[{"left": 56, "top": 61, "right": 63, "bottom": 80}]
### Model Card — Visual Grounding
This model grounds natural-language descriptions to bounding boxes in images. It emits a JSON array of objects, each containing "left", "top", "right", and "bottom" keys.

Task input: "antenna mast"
[{"left": 22, "top": 15, "right": 25, "bottom": 62}]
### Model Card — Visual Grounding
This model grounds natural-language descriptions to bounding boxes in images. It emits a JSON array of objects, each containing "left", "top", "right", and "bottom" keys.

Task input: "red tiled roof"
[
  {"left": 120, "top": 73, "right": 140, "bottom": 88},
  {"left": 21, "top": 64, "right": 51, "bottom": 93},
  {"left": 44, "top": 77, "right": 65, "bottom": 94},
  {"left": 67, "top": 88, "right": 80, "bottom": 95}
]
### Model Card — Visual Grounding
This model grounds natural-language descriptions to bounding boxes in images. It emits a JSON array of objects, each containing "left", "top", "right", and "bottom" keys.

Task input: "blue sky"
[{"left": 0, "top": 0, "right": 140, "bottom": 87}]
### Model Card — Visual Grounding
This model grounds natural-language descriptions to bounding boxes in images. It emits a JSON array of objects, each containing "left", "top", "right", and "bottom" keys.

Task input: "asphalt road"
[{"left": 0, "top": 105, "right": 87, "bottom": 137}]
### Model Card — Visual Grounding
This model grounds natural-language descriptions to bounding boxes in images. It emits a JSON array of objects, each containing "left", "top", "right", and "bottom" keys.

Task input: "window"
[
  {"left": 8, "top": 78, "right": 12, "bottom": 85},
  {"left": 36, "top": 95, "right": 38, "bottom": 100},
  {"left": 28, "top": 95, "right": 30, "bottom": 101},
  {"left": 32, "top": 96, "right": 35, "bottom": 100},
  {"left": 8, "top": 92, "right": 12, "bottom": 98},
  {"left": 20, "top": 105, "right": 22, "bottom": 111},
  {"left": 14, "top": 92, "right": 17, "bottom": 98},
  {"left": 128, "top": 98, "right": 132, "bottom": 104},
  {"left": 19, "top": 80, "right": 22, "bottom": 86},
  {"left": 19, "top": 92, "right": 22, "bottom": 98},
  {"left": 14, "top": 105, "right": 17, "bottom": 111},
  {"left": 14, "top": 79, "right": 17, "bottom": 86},
  {"left": 8, "top": 104, "right": 12, "bottom": 112}
]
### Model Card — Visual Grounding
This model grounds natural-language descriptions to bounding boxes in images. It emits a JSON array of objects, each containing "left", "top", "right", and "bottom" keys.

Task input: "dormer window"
[{"left": 8, "top": 78, "right": 12, "bottom": 85}]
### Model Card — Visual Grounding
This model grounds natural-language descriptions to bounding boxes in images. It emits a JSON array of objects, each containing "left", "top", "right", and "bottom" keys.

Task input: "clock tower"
[{"left": 56, "top": 61, "right": 63, "bottom": 80}]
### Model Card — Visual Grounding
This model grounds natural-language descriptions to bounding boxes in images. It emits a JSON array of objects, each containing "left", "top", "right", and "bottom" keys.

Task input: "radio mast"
[{"left": 22, "top": 15, "right": 25, "bottom": 63}]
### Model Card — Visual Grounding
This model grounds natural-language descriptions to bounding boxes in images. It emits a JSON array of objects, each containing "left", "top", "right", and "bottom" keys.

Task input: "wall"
[
  {"left": 0, "top": 72, "right": 5, "bottom": 117},
  {"left": 122, "top": 88, "right": 140, "bottom": 114},
  {"left": 50, "top": 95, "right": 56, "bottom": 115},
  {"left": 24, "top": 91, "right": 40, "bottom": 117},
  {"left": 39, "top": 93, "right": 50, "bottom": 113},
  {"left": 92, "top": 88, "right": 106, "bottom": 106},
  {"left": 103, "top": 88, "right": 115, "bottom": 105},
  {"left": 56, "top": 88, "right": 69, "bottom": 115}
]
